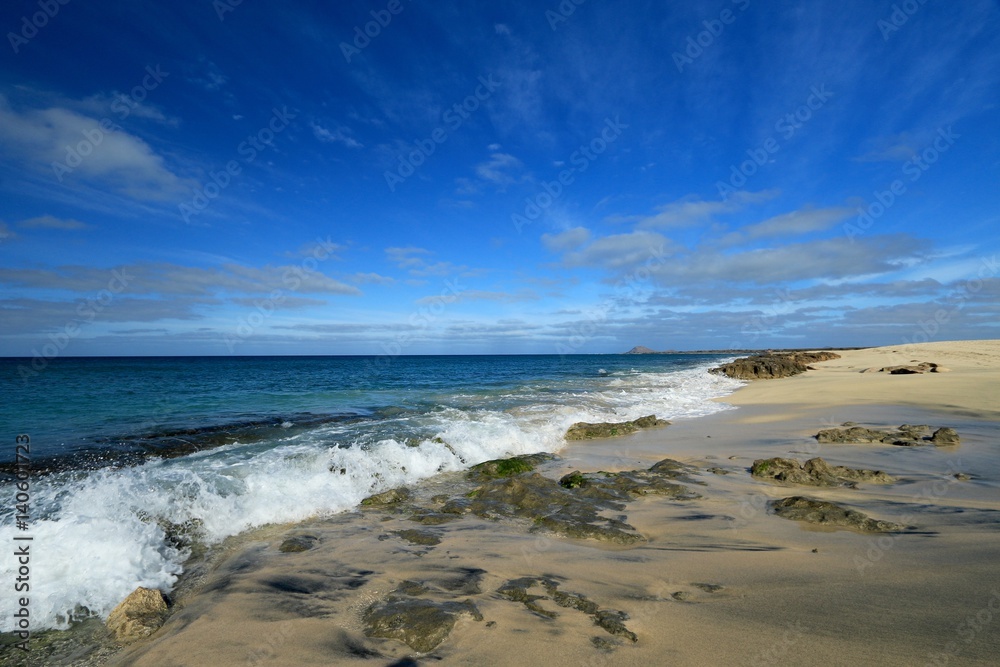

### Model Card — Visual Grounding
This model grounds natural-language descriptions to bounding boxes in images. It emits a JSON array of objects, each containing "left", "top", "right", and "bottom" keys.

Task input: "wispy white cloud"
[
  {"left": 311, "top": 121, "right": 363, "bottom": 149},
  {"left": 562, "top": 231, "right": 676, "bottom": 269},
  {"left": 541, "top": 227, "right": 591, "bottom": 252},
  {"left": 612, "top": 190, "right": 779, "bottom": 229},
  {"left": 18, "top": 215, "right": 92, "bottom": 231},
  {"left": 0, "top": 95, "right": 194, "bottom": 201},
  {"left": 474, "top": 152, "right": 525, "bottom": 190}
]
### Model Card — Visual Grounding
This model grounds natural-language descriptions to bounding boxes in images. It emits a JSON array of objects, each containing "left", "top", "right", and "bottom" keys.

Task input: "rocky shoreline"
[{"left": 6, "top": 341, "right": 999, "bottom": 666}]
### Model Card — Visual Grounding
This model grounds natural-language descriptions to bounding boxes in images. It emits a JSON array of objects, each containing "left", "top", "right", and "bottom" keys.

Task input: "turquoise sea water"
[{"left": 0, "top": 354, "right": 743, "bottom": 631}]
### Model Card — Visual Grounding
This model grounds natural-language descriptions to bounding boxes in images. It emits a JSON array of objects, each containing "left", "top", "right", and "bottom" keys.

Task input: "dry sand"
[{"left": 109, "top": 340, "right": 1000, "bottom": 666}]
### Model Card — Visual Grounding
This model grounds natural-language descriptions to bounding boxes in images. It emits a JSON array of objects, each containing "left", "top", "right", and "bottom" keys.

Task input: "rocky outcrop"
[
  {"left": 497, "top": 577, "right": 637, "bottom": 643},
  {"left": 105, "top": 587, "right": 169, "bottom": 644},
  {"left": 623, "top": 346, "right": 658, "bottom": 354},
  {"left": 564, "top": 415, "right": 669, "bottom": 440},
  {"left": 467, "top": 453, "right": 554, "bottom": 480},
  {"left": 710, "top": 351, "right": 841, "bottom": 380},
  {"left": 815, "top": 424, "right": 960, "bottom": 447},
  {"left": 771, "top": 496, "right": 907, "bottom": 532},
  {"left": 360, "top": 487, "right": 412, "bottom": 507},
  {"left": 362, "top": 596, "right": 482, "bottom": 652},
  {"left": 861, "top": 361, "right": 949, "bottom": 374},
  {"left": 750, "top": 457, "right": 895, "bottom": 487},
  {"left": 278, "top": 534, "right": 319, "bottom": 552},
  {"left": 454, "top": 457, "right": 699, "bottom": 544},
  {"left": 930, "top": 427, "right": 960, "bottom": 446}
]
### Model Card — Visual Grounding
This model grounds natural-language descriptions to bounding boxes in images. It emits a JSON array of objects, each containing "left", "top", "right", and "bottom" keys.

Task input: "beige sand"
[{"left": 109, "top": 340, "right": 1000, "bottom": 666}]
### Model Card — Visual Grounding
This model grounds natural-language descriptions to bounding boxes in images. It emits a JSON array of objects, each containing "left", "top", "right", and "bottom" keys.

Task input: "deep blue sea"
[{"left": 0, "top": 354, "right": 742, "bottom": 631}]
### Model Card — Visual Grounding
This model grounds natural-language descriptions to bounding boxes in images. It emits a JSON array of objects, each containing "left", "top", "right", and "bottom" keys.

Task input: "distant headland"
[{"left": 622, "top": 345, "right": 862, "bottom": 355}]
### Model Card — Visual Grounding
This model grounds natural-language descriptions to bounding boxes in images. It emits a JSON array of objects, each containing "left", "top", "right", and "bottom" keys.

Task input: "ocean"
[{"left": 0, "top": 354, "right": 743, "bottom": 632}]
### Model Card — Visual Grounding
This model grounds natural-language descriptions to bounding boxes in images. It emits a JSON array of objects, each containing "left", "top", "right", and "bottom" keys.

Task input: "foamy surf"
[{"left": 0, "top": 360, "right": 743, "bottom": 631}]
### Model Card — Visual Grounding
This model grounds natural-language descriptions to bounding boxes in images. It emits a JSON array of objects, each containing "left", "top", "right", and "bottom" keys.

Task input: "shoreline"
[{"left": 16, "top": 340, "right": 1000, "bottom": 666}]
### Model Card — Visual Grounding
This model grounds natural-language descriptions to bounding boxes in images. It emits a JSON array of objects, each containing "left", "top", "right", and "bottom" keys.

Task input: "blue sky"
[{"left": 1, "top": 0, "right": 998, "bottom": 356}]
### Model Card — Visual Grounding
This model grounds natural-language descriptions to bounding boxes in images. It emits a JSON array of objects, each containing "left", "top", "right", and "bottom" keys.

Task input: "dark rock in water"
[
  {"left": 954, "top": 472, "right": 972, "bottom": 481},
  {"left": 710, "top": 351, "right": 841, "bottom": 380},
  {"left": 395, "top": 580, "right": 430, "bottom": 597},
  {"left": 564, "top": 415, "right": 669, "bottom": 440},
  {"left": 814, "top": 424, "right": 958, "bottom": 448},
  {"left": 931, "top": 427, "right": 960, "bottom": 446},
  {"left": 439, "top": 568, "right": 487, "bottom": 596},
  {"left": 648, "top": 457, "right": 688, "bottom": 475},
  {"left": 497, "top": 577, "right": 635, "bottom": 642},
  {"left": 105, "top": 587, "right": 169, "bottom": 644},
  {"left": 750, "top": 457, "right": 817, "bottom": 485},
  {"left": 467, "top": 453, "right": 554, "bottom": 480},
  {"left": 750, "top": 457, "right": 894, "bottom": 487},
  {"left": 591, "top": 636, "right": 623, "bottom": 650},
  {"left": 361, "top": 487, "right": 412, "bottom": 507},
  {"left": 469, "top": 473, "right": 645, "bottom": 544},
  {"left": 771, "top": 496, "right": 906, "bottom": 532},
  {"left": 362, "top": 597, "right": 482, "bottom": 652},
  {"left": 391, "top": 529, "right": 441, "bottom": 546},
  {"left": 692, "top": 583, "right": 724, "bottom": 593},
  {"left": 498, "top": 577, "right": 561, "bottom": 618},
  {"left": 466, "top": 460, "right": 698, "bottom": 544},
  {"left": 279, "top": 534, "right": 319, "bottom": 553},
  {"left": 559, "top": 470, "right": 588, "bottom": 489},
  {"left": 407, "top": 511, "right": 461, "bottom": 525},
  {"left": 815, "top": 426, "right": 890, "bottom": 443},
  {"left": 593, "top": 610, "right": 638, "bottom": 643}
]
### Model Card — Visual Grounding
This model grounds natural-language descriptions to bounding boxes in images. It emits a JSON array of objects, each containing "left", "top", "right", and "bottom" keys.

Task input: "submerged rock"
[
  {"left": 278, "top": 534, "right": 319, "bottom": 553},
  {"left": 815, "top": 424, "right": 959, "bottom": 447},
  {"left": 464, "top": 459, "right": 699, "bottom": 545},
  {"left": 105, "top": 587, "right": 169, "bottom": 644},
  {"left": 564, "top": 415, "right": 669, "bottom": 440},
  {"left": 362, "top": 597, "right": 482, "bottom": 653},
  {"left": 391, "top": 529, "right": 441, "bottom": 546},
  {"left": 930, "top": 427, "right": 960, "bottom": 446},
  {"left": 361, "top": 487, "right": 412, "bottom": 507},
  {"left": 710, "top": 351, "right": 841, "bottom": 380},
  {"left": 771, "top": 496, "right": 906, "bottom": 532},
  {"left": 750, "top": 457, "right": 895, "bottom": 487},
  {"left": 497, "top": 577, "right": 636, "bottom": 643},
  {"left": 467, "top": 453, "right": 554, "bottom": 480},
  {"left": 468, "top": 473, "right": 645, "bottom": 544}
]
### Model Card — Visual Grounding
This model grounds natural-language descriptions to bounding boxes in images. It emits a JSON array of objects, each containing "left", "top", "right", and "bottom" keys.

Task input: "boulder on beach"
[
  {"left": 105, "top": 587, "right": 169, "bottom": 644},
  {"left": 467, "top": 453, "right": 554, "bottom": 480},
  {"left": 710, "top": 351, "right": 841, "bottom": 380},
  {"left": 360, "top": 487, "right": 412, "bottom": 507},
  {"left": 456, "top": 456, "right": 699, "bottom": 545},
  {"left": 815, "top": 424, "right": 959, "bottom": 447},
  {"left": 862, "top": 361, "right": 948, "bottom": 374},
  {"left": 750, "top": 457, "right": 895, "bottom": 487},
  {"left": 770, "top": 496, "right": 906, "bottom": 532},
  {"left": 497, "top": 577, "right": 637, "bottom": 643},
  {"left": 564, "top": 415, "right": 669, "bottom": 440},
  {"left": 362, "top": 597, "right": 482, "bottom": 652}
]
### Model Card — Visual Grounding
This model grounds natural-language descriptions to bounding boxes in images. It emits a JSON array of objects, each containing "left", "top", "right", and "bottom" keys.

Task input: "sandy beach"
[{"left": 100, "top": 341, "right": 1000, "bottom": 666}]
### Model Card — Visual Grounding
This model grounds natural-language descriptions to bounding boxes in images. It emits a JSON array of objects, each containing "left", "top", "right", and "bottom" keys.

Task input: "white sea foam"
[{"left": 0, "top": 361, "right": 743, "bottom": 631}]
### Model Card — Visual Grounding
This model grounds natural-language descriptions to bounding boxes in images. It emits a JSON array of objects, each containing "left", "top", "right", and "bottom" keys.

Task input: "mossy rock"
[
  {"left": 391, "top": 529, "right": 442, "bottom": 546},
  {"left": 564, "top": 415, "right": 669, "bottom": 441},
  {"left": 362, "top": 597, "right": 482, "bottom": 652},
  {"left": 361, "top": 487, "right": 412, "bottom": 507},
  {"left": 468, "top": 453, "right": 554, "bottom": 480}
]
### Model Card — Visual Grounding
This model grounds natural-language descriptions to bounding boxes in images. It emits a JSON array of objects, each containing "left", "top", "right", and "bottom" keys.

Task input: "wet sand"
[{"left": 108, "top": 341, "right": 1000, "bottom": 666}]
